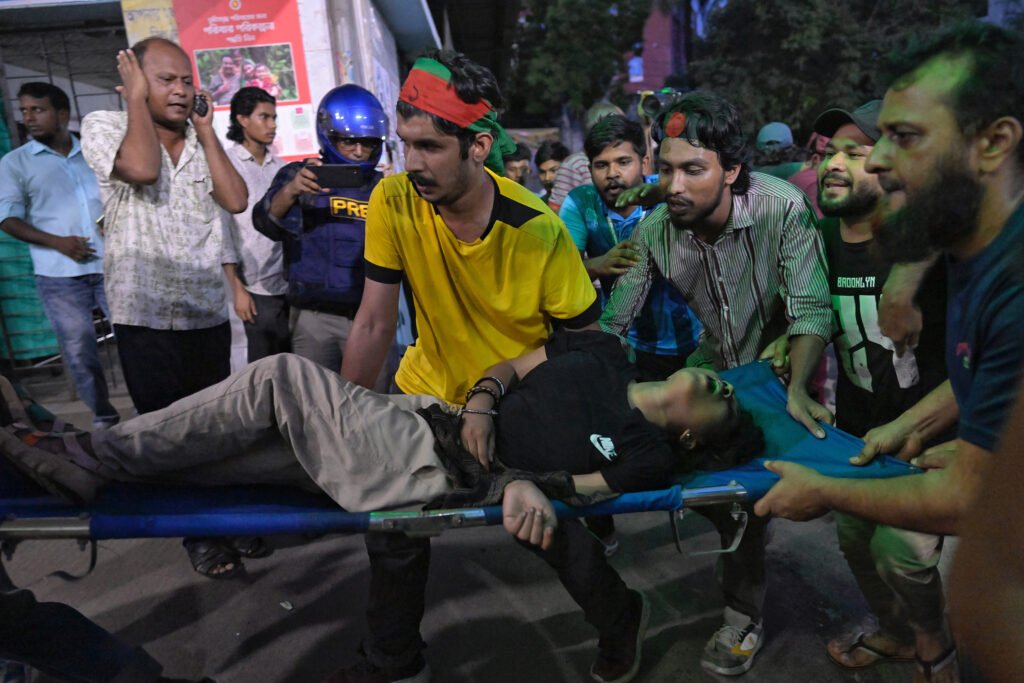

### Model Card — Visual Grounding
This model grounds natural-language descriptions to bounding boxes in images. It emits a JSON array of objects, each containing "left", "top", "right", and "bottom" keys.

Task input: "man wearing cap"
[
  {"left": 336, "top": 50, "right": 651, "bottom": 683},
  {"left": 753, "top": 121, "right": 804, "bottom": 179},
  {"left": 755, "top": 21, "right": 1024, "bottom": 681},
  {"left": 809, "top": 100, "right": 958, "bottom": 676},
  {"left": 600, "top": 91, "right": 832, "bottom": 676}
]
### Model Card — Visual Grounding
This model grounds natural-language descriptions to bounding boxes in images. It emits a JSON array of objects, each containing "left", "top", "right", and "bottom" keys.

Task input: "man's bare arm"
[
  {"left": 268, "top": 162, "right": 323, "bottom": 220},
  {"left": 111, "top": 49, "right": 161, "bottom": 185},
  {"left": 193, "top": 90, "right": 247, "bottom": 214},
  {"left": 341, "top": 278, "right": 400, "bottom": 388},
  {"left": 879, "top": 256, "right": 938, "bottom": 354},
  {"left": 755, "top": 437, "right": 990, "bottom": 534},
  {"left": 785, "top": 334, "right": 833, "bottom": 438},
  {"left": 0, "top": 217, "right": 95, "bottom": 262},
  {"left": 853, "top": 380, "right": 959, "bottom": 464}
]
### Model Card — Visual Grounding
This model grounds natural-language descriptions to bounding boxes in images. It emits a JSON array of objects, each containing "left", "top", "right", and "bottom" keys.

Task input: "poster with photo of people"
[
  {"left": 173, "top": 0, "right": 316, "bottom": 160},
  {"left": 196, "top": 44, "right": 299, "bottom": 106}
]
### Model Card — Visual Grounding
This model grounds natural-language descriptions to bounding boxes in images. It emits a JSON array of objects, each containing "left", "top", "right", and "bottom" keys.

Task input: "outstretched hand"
[
  {"left": 589, "top": 239, "right": 641, "bottom": 277},
  {"left": 502, "top": 480, "right": 556, "bottom": 550},
  {"left": 786, "top": 390, "right": 833, "bottom": 439},
  {"left": 852, "top": 419, "right": 923, "bottom": 466},
  {"left": 753, "top": 461, "right": 829, "bottom": 520},
  {"left": 614, "top": 182, "right": 662, "bottom": 209}
]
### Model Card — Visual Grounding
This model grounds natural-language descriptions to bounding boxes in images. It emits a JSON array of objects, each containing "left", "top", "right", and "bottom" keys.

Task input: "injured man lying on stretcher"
[
  {"left": 2, "top": 329, "right": 762, "bottom": 515},
  {"left": 0, "top": 329, "right": 764, "bottom": 682}
]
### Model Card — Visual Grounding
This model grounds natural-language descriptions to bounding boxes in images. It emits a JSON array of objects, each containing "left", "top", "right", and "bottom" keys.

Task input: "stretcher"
[{"left": 0, "top": 361, "right": 917, "bottom": 542}]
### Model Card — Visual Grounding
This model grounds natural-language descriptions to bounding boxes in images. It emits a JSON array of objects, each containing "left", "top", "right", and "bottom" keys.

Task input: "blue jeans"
[{"left": 35, "top": 275, "right": 119, "bottom": 427}]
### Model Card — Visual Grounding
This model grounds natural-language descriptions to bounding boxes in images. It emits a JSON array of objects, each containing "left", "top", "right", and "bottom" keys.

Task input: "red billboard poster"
[{"left": 173, "top": 0, "right": 318, "bottom": 160}]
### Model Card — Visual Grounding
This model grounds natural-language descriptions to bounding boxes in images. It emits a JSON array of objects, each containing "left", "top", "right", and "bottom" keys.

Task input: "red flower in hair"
[{"left": 665, "top": 112, "right": 688, "bottom": 138}]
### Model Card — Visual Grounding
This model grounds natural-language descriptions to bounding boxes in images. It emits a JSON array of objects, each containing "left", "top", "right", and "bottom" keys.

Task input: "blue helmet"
[{"left": 316, "top": 84, "right": 389, "bottom": 175}]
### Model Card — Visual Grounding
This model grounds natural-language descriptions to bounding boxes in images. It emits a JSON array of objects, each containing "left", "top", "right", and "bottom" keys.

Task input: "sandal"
[
  {"left": 229, "top": 535, "right": 273, "bottom": 559},
  {"left": 183, "top": 538, "right": 243, "bottom": 579},
  {"left": 827, "top": 631, "right": 915, "bottom": 669},
  {"left": 914, "top": 645, "right": 958, "bottom": 683}
]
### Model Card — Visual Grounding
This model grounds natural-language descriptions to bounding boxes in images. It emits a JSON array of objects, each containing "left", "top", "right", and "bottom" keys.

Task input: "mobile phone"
[
  {"left": 310, "top": 164, "right": 365, "bottom": 188},
  {"left": 193, "top": 94, "right": 209, "bottom": 117}
]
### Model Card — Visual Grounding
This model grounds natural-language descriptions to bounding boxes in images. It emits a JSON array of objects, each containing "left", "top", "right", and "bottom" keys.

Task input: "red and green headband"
[
  {"left": 399, "top": 57, "right": 516, "bottom": 174},
  {"left": 399, "top": 57, "right": 492, "bottom": 127}
]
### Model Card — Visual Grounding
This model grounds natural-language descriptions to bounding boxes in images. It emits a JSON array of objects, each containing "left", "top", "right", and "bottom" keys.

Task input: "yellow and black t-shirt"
[{"left": 365, "top": 169, "right": 599, "bottom": 403}]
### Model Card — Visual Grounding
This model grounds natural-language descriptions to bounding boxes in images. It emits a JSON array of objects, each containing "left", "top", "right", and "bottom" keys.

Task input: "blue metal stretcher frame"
[{"left": 0, "top": 361, "right": 918, "bottom": 540}]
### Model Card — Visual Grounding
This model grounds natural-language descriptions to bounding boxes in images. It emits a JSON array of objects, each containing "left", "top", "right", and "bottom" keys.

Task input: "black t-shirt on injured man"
[{"left": 495, "top": 330, "right": 678, "bottom": 493}]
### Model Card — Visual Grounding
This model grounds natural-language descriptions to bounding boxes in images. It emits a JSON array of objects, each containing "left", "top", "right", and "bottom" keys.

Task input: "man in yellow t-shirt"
[
  {"left": 334, "top": 52, "right": 647, "bottom": 683},
  {"left": 360, "top": 166, "right": 597, "bottom": 403}
]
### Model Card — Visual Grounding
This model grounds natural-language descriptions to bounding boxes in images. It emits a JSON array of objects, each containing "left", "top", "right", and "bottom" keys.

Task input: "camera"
[{"left": 637, "top": 88, "right": 683, "bottom": 120}]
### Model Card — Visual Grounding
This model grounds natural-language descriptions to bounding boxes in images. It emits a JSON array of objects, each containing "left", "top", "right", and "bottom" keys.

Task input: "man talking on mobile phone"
[
  {"left": 81, "top": 36, "right": 248, "bottom": 579},
  {"left": 253, "top": 84, "right": 392, "bottom": 384}
]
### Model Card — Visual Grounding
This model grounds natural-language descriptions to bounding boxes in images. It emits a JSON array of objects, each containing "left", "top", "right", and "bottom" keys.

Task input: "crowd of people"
[{"left": 0, "top": 16, "right": 1021, "bottom": 683}]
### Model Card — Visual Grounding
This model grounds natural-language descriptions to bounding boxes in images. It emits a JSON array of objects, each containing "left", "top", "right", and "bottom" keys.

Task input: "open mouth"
[{"left": 821, "top": 174, "right": 850, "bottom": 190}]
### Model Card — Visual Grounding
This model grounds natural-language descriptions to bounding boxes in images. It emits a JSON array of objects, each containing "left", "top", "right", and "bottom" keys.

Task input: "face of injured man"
[{"left": 661, "top": 367, "right": 736, "bottom": 436}]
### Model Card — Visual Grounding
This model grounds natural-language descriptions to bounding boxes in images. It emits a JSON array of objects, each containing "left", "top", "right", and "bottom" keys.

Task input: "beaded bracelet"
[
  {"left": 461, "top": 407, "right": 499, "bottom": 417},
  {"left": 475, "top": 375, "right": 506, "bottom": 399},
  {"left": 465, "top": 384, "right": 500, "bottom": 404}
]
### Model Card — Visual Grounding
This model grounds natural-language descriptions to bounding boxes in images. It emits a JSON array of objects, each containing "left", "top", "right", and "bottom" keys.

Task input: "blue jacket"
[{"left": 253, "top": 161, "right": 381, "bottom": 315}]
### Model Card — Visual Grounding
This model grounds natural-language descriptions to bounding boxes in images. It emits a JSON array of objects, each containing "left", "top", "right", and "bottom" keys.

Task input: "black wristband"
[{"left": 475, "top": 375, "right": 506, "bottom": 399}]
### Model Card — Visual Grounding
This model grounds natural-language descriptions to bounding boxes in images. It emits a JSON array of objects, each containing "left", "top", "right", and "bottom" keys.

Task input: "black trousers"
[
  {"left": 114, "top": 322, "right": 231, "bottom": 414},
  {"left": 244, "top": 293, "right": 290, "bottom": 363},
  {"left": 361, "top": 519, "right": 632, "bottom": 669}
]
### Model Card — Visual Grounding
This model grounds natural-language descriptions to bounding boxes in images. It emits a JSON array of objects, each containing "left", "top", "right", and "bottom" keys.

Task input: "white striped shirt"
[{"left": 600, "top": 172, "right": 831, "bottom": 369}]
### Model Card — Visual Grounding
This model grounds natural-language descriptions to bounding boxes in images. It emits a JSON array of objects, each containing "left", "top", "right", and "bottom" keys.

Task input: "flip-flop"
[
  {"left": 827, "top": 631, "right": 916, "bottom": 669},
  {"left": 229, "top": 535, "right": 274, "bottom": 559},
  {"left": 183, "top": 538, "right": 244, "bottom": 580},
  {"left": 915, "top": 645, "right": 958, "bottom": 682}
]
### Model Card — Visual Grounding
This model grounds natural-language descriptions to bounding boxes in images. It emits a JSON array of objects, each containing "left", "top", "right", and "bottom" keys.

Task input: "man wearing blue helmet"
[{"left": 253, "top": 84, "right": 389, "bottom": 378}]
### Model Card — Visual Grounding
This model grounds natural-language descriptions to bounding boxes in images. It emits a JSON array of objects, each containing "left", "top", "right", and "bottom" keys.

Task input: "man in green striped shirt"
[{"left": 600, "top": 91, "right": 832, "bottom": 676}]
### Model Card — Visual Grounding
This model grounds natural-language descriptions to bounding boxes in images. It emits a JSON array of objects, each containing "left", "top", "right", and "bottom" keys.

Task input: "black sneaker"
[{"left": 590, "top": 590, "right": 650, "bottom": 683}]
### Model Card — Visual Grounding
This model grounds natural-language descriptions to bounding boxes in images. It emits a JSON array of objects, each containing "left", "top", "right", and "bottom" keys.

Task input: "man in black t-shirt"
[
  {"left": 3, "top": 330, "right": 762, "bottom": 683},
  {"left": 811, "top": 101, "right": 957, "bottom": 675}
]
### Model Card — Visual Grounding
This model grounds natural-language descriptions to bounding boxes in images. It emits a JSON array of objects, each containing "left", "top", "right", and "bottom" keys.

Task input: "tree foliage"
[
  {"left": 689, "top": 0, "right": 987, "bottom": 142},
  {"left": 506, "top": 0, "right": 652, "bottom": 122}
]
